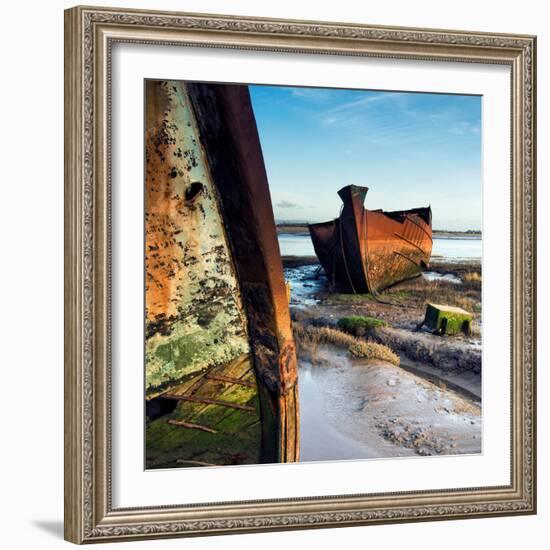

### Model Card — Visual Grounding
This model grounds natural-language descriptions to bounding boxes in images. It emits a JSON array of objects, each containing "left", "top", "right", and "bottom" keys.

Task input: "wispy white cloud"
[
  {"left": 276, "top": 200, "right": 298, "bottom": 208},
  {"left": 323, "top": 92, "right": 406, "bottom": 116},
  {"left": 289, "top": 87, "right": 337, "bottom": 103},
  {"left": 317, "top": 92, "right": 409, "bottom": 131}
]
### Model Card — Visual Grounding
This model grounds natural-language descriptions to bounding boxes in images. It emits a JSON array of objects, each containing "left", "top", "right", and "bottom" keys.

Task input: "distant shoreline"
[{"left": 276, "top": 223, "right": 481, "bottom": 239}]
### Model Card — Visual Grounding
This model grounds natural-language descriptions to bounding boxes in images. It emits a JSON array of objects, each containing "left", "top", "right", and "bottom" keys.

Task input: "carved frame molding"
[{"left": 64, "top": 5, "right": 536, "bottom": 543}]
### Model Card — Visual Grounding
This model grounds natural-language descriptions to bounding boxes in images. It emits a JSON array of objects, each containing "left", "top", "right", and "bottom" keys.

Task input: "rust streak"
[
  {"left": 394, "top": 232, "right": 428, "bottom": 254},
  {"left": 393, "top": 250, "right": 420, "bottom": 266},
  {"left": 406, "top": 215, "right": 433, "bottom": 242}
]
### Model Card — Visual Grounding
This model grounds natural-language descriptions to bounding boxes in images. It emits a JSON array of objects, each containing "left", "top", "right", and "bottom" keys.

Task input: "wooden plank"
[
  {"left": 163, "top": 394, "right": 256, "bottom": 412},
  {"left": 173, "top": 357, "right": 255, "bottom": 422},
  {"left": 167, "top": 419, "right": 217, "bottom": 433},
  {"left": 175, "top": 459, "right": 219, "bottom": 467},
  {"left": 205, "top": 373, "right": 256, "bottom": 388}
]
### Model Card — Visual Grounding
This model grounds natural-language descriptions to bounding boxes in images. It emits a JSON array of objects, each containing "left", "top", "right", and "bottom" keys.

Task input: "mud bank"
[
  {"left": 284, "top": 257, "right": 482, "bottom": 377},
  {"left": 299, "top": 345, "right": 481, "bottom": 461},
  {"left": 372, "top": 326, "right": 481, "bottom": 374},
  {"left": 284, "top": 255, "right": 482, "bottom": 462}
]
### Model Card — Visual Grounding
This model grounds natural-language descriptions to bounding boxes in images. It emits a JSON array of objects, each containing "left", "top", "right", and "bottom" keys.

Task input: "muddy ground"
[
  {"left": 299, "top": 347, "right": 480, "bottom": 461},
  {"left": 284, "top": 256, "right": 482, "bottom": 460}
]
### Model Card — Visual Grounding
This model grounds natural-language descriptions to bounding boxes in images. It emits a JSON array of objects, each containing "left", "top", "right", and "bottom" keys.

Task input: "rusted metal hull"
[
  {"left": 145, "top": 80, "right": 299, "bottom": 467},
  {"left": 309, "top": 185, "right": 432, "bottom": 294}
]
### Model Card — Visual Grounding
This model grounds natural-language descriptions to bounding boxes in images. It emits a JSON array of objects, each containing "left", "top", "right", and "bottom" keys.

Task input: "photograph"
[{"left": 144, "top": 80, "right": 483, "bottom": 469}]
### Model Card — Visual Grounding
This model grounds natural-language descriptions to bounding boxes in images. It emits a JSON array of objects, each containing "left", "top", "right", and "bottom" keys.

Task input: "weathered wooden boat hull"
[
  {"left": 145, "top": 80, "right": 299, "bottom": 468},
  {"left": 309, "top": 185, "right": 432, "bottom": 294}
]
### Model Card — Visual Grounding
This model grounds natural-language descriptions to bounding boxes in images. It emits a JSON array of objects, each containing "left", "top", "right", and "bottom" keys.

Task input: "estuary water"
[{"left": 278, "top": 233, "right": 482, "bottom": 261}]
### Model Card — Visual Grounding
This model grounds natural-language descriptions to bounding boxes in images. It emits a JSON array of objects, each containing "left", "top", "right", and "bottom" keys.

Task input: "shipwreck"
[
  {"left": 145, "top": 80, "right": 299, "bottom": 468},
  {"left": 309, "top": 185, "right": 433, "bottom": 294}
]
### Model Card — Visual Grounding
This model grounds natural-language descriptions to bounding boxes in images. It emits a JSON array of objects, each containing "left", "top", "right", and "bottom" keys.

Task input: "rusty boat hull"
[
  {"left": 309, "top": 185, "right": 432, "bottom": 294},
  {"left": 145, "top": 81, "right": 299, "bottom": 468}
]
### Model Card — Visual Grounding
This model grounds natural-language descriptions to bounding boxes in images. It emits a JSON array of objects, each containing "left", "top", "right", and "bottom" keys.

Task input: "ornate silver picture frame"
[{"left": 64, "top": 5, "right": 536, "bottom": 543}]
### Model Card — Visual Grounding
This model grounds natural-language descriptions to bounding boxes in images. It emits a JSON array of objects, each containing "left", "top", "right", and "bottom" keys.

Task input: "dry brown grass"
[
  {"left": 392, "top": 277, "right": 479, "bottom": 313},
  {"left": 293, "top": 323, "right": 400, "bottom": 366},
  {"left": 463, "top": 271, "right": 482, "bottom": 283},
  {"left": 461, "top": 271, "right": 482, "bottom": 292}
]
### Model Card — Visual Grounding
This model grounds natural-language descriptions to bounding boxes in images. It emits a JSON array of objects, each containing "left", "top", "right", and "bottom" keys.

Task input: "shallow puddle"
[
  {"left": 422, "top": 271, "right": 462, "bottom": 284},
  {"left": 283, "top": 264, "right": 327, "bottom": 307}
]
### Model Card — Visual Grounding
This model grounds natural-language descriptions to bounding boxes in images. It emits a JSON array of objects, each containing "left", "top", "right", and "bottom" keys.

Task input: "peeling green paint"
[{"left": 145, "top": 80, "right": 250, "bottom": 398}]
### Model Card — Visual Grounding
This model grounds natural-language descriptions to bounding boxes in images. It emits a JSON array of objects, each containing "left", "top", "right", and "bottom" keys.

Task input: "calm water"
[{"left": 278, "top": 233, "right": 482, "bottom": 260}]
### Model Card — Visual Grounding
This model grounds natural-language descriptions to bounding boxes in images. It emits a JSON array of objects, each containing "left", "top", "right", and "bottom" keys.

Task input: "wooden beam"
[
  {"left": 167, "top": 419, "right": 217, "bottom": 433},
  {"left": 176, "top": 459, "right": 220, "bottom": 467},
  {"left": 205, "top": 374, "right": 256, "bottom": 388},
  {"left": 163, "top": 394, "right": 255, "bottom": 412}
]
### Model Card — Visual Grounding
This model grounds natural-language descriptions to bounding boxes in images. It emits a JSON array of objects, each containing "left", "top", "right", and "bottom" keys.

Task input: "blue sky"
[{"left": 249, "top": 85, "right": 482, "bottom": 231}]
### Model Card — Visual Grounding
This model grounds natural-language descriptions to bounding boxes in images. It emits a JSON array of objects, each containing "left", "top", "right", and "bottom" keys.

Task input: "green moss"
[
  {"left": 146, "top": 327, "right": 249, "bottom": 397},
  {"left": 337, "top": 315, "right": 388, "bottom": 334},
  {"left": 145, "top": 394, "right": 261, "bottom": 467}
]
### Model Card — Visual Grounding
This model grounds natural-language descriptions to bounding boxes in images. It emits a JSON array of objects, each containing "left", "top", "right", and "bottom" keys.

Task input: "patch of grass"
[
  {"left": 293, "top": 323, "right": 399, "bottom": 366},
  {"left": 463, "top": 271, "right": 482, "bottom": 283},
  {"left": 393, "top": 276, "right": 480, "bottom": 314},
  {"left": 348, "top": 340, "right": 400, "bottom": 364},
  {"left": 324, "top": 293, "right": 374, "bottom": 304},
  {"left": 383, "top": 289, "right": 412, "bottom": 301},
  {"left": 323, "top": 288, "right": 411, "bottom": 306},
  {"left": 337, "top": 315, "right": 388, "bottom": 335},
  {"left": 461, "top": 271, "right": 482, "bottom": 291}
]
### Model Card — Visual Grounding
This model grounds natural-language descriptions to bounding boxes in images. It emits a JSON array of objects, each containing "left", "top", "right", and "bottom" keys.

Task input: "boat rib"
[
  {"left": 205, "top": 374, "right": 256, "bottom": 388},
  {"left": 163, "top": 394, "right": 256, "bottom": 412},
  {"left": 167, "top": 419, "right": 218, "bottom": 433},
  {"left": 176, "top": 459, "right": 220, "bottom": 467}
]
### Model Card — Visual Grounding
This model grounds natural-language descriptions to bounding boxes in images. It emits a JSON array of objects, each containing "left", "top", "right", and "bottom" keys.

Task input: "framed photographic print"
[{"left": 64, "top": 5, "right": 537, "bottom": 543}]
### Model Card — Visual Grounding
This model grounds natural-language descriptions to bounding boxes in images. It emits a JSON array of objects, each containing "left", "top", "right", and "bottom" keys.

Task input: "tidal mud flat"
[{"left": 283, "top": 253, "right": 482, "bottom": 460}]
